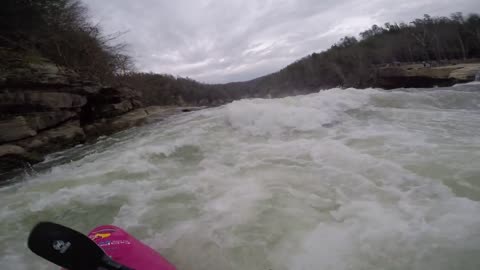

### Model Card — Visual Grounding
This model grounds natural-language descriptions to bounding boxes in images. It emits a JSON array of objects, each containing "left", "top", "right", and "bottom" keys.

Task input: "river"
[{"left": 1, "top": 84, "right": 480, "bottom": 270}]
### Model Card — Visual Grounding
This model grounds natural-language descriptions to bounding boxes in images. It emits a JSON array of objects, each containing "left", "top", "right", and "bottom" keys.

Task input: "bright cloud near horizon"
[{"left": 81, "top": 0, "right": 479, "bottom": 83}]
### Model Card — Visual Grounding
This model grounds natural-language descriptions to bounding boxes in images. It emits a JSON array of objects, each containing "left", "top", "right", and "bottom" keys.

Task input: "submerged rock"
[{"left": 0, "top": 144, "right": 43, "bottom": 173}]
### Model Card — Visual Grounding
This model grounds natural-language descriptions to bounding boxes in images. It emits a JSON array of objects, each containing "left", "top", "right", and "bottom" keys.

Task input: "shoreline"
[
  {"left": 0, "top": 105, "right": 204, "bottom": 184},
  {"left": 375, "top": 62, "right": 480, "bottom": 89}
]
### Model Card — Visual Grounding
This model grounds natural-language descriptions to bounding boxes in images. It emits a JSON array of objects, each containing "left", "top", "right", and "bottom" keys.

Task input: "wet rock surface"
[{"left": 0, "top": 52, "right": 145, "bottom": 179}]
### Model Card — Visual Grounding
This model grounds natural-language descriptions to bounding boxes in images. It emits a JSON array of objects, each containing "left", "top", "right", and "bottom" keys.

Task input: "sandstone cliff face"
[
  {"left": 0, "top": 51, "right": 144, "bottom": 179},
  {"left": 376, "top": 63, "right": 480, "bottom": 89}
]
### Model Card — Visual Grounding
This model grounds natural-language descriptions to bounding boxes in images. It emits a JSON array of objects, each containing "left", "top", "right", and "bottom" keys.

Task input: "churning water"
[{"left": 1, "top": 84, "right": 480, "bottom": 270}]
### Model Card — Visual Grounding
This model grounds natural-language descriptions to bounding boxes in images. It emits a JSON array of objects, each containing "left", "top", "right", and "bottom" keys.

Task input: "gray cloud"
[{"left": 81, "top": 0, "right": 479, "bottom": 83}]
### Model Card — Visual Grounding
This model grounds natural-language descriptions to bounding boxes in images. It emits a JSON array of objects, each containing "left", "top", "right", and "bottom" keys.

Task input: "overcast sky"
[{"left": 81, "top": 0, "right": 479, "bottom": 83}]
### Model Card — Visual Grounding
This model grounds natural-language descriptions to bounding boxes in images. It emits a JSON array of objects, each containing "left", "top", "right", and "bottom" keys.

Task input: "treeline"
[
  {"left": 116, "top": 72, "right": 313, "bottom": 106},
  {"left": 257, "top": 12, "right": 480, "bottom": 89},
  {"left": 116, "top": 73, "right": 244, "bottom": 106},
  {"left": 1, "top": 0, "right": 132, "bottom": 82}
]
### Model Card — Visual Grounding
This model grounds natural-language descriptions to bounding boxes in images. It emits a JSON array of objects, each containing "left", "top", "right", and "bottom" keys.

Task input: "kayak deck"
[{"left": 87, "top": 225, "right": 176, "bottom": 270}]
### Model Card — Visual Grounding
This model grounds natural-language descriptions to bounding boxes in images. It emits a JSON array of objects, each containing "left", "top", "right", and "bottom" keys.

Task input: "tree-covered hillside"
[
  {"left": 249, "top": 13, "right": 480, "bottom": 90},
  {"left": 1, "top": 0, "right": 132, "bottom": 82}
]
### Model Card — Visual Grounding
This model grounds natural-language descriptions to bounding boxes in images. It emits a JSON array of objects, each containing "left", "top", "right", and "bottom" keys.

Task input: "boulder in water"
[{"left": 0, "top": 144, "right": 43, "bottom": 173}]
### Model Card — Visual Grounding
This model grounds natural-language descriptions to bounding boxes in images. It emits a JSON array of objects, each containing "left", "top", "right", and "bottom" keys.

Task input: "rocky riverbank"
[
  {"left": 0, "top": 51, "right": 202, "bottom": 181},
  {"left": 376, "top": 62, "right": 480, "bottom": 89}
]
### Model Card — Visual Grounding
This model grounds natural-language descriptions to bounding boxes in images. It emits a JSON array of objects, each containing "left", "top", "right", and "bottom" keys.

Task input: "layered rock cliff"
[
  {"left": 376, "top": 63, "right": 480, "bottom": 89},
  {"left": 0, "top": 50, "right": 146, "bottom": 179}
]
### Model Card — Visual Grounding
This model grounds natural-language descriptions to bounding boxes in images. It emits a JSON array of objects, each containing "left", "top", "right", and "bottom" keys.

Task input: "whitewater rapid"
[{"left": 1, "top": 85, "right": 480, "bottom": 270}]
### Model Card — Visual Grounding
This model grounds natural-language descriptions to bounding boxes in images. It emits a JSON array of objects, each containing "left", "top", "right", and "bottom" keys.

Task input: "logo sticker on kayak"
[
  {"left": 98, "top": 240, "right": 131, "bottom": 247},
  {"left": 52, "top": 240, "right": 71, "bottom": 254}
]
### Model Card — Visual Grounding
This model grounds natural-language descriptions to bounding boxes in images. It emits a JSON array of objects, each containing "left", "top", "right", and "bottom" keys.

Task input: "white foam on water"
[
  {"left": 1, "top": 86, "right": 480, "bottom": 270},
  {"left": 225, "top": 88, "right": 373, "bottom": 136},
  {"left": 454, "top": 81, "right": 480, "bottom": 87},
  {"left": 290, "top": 195, "right": 480, "bottom": 270}
]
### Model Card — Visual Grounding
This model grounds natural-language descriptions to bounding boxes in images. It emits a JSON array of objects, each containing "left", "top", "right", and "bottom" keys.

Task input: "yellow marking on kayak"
[{"left": 93, "top": 233, "right": 111, "bottom": 239}]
